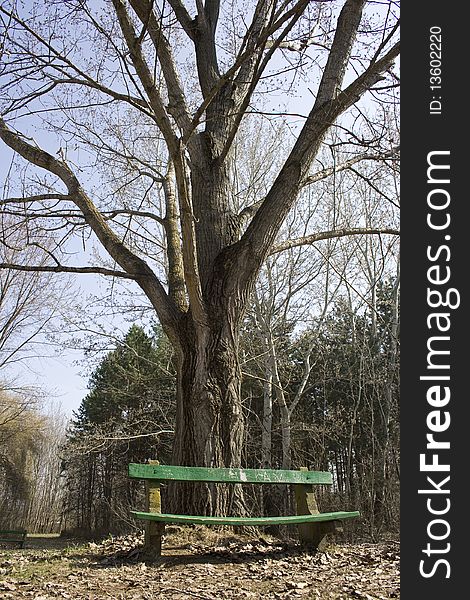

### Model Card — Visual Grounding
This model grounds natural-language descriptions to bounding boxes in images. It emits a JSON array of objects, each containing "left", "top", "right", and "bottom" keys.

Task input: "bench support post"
[
  {"left": 294, "top": 467, "right": 338, "bottom": 551},
  {"left": 144, "top": 460, "right": 165, "bottom": 557}
]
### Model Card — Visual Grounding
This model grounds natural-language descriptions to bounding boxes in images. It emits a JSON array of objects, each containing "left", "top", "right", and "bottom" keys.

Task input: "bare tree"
[
  {"left": 24, "top": 402, "right": 67, "bottom": 533},
  {"left": 0, "top": 0, "right": 399, "bottom": 513},
  {"left": 0, "top": 385, "right": 45, "bottom": 528},
  {"left": 0, "top": 215, "right": 67, "bottom": 372}
]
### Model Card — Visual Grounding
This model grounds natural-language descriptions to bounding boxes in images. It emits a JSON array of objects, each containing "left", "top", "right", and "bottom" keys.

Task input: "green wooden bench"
[
  {"left": 129, "top": 462, "right": 359, "bottom": 555},
  {"left": 0, "top": 529, "right": 27, "bottom": 548}
]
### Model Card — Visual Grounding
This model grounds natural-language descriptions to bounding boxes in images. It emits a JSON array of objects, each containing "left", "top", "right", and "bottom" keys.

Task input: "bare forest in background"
[{"left": 1, "top": 270, "right": 399, "bottom": 539}]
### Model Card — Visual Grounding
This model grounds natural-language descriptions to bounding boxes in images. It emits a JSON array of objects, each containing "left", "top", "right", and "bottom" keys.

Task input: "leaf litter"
[{"left": 0, "top": 532, "right": 399, "bottom": 599}]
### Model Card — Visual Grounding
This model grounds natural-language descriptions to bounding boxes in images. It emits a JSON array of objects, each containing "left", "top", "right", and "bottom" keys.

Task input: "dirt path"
[{"left": 0, "top": 533, "right": 399, "bottom": 599}]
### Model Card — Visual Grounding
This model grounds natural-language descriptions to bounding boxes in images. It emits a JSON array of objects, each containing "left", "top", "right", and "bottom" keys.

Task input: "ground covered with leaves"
[{"left": 0, "top": 530, "right": 399, "bottom": 599}]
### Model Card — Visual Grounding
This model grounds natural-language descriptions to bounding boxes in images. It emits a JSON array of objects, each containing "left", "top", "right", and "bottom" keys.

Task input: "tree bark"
[{"left": 170, "top": 311, "right": 246, "bottom": 516}]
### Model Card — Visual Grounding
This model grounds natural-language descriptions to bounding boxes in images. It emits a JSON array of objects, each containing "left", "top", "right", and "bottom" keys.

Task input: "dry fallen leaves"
[{"left": 0, "top": 533, "right": 400, "bottom": 599}]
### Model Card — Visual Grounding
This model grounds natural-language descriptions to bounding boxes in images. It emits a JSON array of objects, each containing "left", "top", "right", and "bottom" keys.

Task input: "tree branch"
[
  {"left": 173, "top": 145, "right": 208, "bottom": 327},
  {"left": 111, "top": 0, "right": 179, "bottom": 152},
  {"left": 265, "top": 34, "right": 318, "bottom": 52},
  {"left": 236, "top": 40, "right": 400, "bottom": 267},
  {"left": 0, "top": 263, "right": 137, "bottom": 279},
  {"left": 218, "top": 0, "right": 305, "bottom": 162},
  {"left": 0, "top": 117, "right": 182, "bottom": 337},
  {"left": 303, "top": 146, "right": 400, "bottom": 186},
  {"left": 0, "top": 194, "right": 70, "bottom": 205},
  {"left": 181, "top": 0, "right": 308, "bottom": 144},
  {"left": 237, "top": 147, "right": 399, "bottom": 225},
  {"left": 313, "top": 0, "right": 366, "bottom": 109},
  {"left": 103, "top": 209, "right": 166, "bottom": 226},
  {"left": 0, "top": 6, "right": 156, "bottom": 122},
  {"left": 269, "top": 227, "right": 400, "bottom": 255},
  {"left": 161, "top": 163, "right": 188, "bottom": 311},
  {"left": 193, "top": 0, "right": 221, "bottom": 96},
  {"left": 226, "top": 0, "right": 399, "bottom": 295},
  {"left": 128, "top": 0, "right": 193, "bottom": 135},
  {"left": 167, "top": 0, "right": 196, "bottom": 40}
]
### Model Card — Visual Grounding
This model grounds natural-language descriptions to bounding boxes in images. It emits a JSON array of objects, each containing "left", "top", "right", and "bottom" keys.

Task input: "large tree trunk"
[
  {"left": 170, "top": 311, "right": 246, "bottom": 515},
  {"left": 166, "top": 134, "right": 249, "bottom": 516}
]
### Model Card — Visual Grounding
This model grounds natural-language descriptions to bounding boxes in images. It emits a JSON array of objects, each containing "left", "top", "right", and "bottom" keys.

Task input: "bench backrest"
[{"left": 128, "top": 463, "right": 332, "bottom": 485}]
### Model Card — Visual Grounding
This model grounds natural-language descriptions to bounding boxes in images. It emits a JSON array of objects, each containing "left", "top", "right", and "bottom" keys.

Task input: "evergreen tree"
[{"left": 63, "top": 325, "right": 176, "bottom": 534}]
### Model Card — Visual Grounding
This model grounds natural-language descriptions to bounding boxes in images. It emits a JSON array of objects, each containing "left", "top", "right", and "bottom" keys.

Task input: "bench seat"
[{"left": 131, "top": 510, "right": 360, "bottom": 526}]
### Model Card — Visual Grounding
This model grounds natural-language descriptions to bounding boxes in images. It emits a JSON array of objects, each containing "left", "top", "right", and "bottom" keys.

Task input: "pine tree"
[{"left": 63, "top": 325, "right": 176, "bottom": 534}]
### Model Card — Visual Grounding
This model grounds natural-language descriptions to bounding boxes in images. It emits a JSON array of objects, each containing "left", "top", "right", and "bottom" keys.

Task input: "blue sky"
[
  {"left": 13, "top": 351, "right": 87, "bottom": 416},
  {"left": 1, "top": 140, "right": 93, "bottom": 417}
]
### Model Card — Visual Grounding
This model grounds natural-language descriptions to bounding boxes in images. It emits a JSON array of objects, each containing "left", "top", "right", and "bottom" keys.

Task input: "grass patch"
[{"left": 1, "top": 543, "right": 91, "bottom": 581}]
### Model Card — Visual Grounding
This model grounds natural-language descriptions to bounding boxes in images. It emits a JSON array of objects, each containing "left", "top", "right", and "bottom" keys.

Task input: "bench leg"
[
  {"left": 294, "top": 467, "right": 338, "bottom": 551},
  {"left": 297, "top": 520, "right": 339, "bottom": 551},
  {"left": 145, "top": 521, "right": 165, "bottom": 557},
  {"left": 144, "top": 460, "right": 164, "bottom": 557}
]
